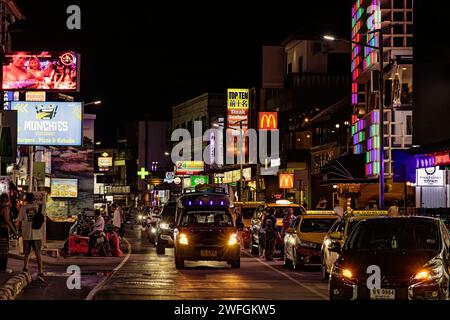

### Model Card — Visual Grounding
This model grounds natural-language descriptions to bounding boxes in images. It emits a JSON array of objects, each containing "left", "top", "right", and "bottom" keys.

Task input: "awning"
[
  {"left": 408, "top": 138, "right": 450, "bottom": 155},
  {"left": 319, "top": 153, "right": 378, "bottom": 185}
]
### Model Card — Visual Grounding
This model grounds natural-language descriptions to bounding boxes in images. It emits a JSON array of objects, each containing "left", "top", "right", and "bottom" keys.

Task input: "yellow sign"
[
  {"left": 227, "top": 88, "right": 249, "bottom": 109},
  {"left": 350, "top": 210, "right": 388, "bottom": 215},
  {"left": 279, "top": 173, "right": 294, "bottom": 189},
  {"left": 259, "top": 112, "right": 278, "bottom": 130},
  {"left": 25, "top": 91, "right": 46, "bottom": 102},
  {"left": 98, "top": 157, "right": 113, "bottom": 167},
  {"left": 305, "top": 210, "right": 336, "bottom": 215}
]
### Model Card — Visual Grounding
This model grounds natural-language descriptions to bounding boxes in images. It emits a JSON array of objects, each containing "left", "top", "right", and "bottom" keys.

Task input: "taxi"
[
  {"left": 249, "top": 200, "right": 306, "bottom": 256},
  {"left": 173, "top": 188, "right": 240, "bottom": 269},
  {"left": 320, "top": 209, "right": 388, "bottom": 280},
  {"left": 233, "top": 201, "right": 263, "bottom": 248},
  {"left": 283, "top": 210, "right": 338, "bottom": 270}
]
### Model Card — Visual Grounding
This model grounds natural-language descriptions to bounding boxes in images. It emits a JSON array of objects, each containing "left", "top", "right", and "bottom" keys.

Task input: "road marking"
[
  {"left": 244, "top": 251, "right": 328, "bottom": 300},
  {"left": 85, "top": 238, "right": 132, "bottom": 300}
]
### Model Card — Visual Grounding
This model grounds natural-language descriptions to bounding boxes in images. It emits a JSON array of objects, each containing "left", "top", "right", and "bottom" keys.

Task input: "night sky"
[{"left": 13, "top": 0, "right": 354, "bottom": 146}]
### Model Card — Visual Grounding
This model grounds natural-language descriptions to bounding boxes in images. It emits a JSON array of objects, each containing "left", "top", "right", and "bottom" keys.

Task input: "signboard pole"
[{"left": 28, "top": 146, "right": 34, "bottom": 192}]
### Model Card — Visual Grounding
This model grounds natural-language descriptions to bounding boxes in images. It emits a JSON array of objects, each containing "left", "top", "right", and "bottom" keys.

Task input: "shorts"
[{"left": 23, "top": 240, "right": 42, "bottom": 257}]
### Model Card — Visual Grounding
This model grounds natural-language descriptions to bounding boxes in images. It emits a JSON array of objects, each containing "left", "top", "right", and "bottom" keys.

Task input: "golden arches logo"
[
  {"left": 279, "top": 174, "right": 294, "bottom": 189},
  {"left": 259, "top": 112, "right": 278, "bottom": 130}
]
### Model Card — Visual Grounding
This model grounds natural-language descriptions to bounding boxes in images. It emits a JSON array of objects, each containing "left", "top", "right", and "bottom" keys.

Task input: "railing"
[{"left": 284, "top": 73, "right": 351, "bottom": 90}]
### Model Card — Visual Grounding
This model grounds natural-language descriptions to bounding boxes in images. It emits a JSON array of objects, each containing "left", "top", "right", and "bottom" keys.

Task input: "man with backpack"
[
  {"left": 263, "top": 208, "right": 279, "bottom": 261},
  {"left": 18, "top": 193, "right": 45, "bottom": 282}
]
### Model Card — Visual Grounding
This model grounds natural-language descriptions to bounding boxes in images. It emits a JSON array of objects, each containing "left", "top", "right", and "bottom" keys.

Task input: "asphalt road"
[{"left": 12, "top": 226, "right": 328, "bottom": 300}]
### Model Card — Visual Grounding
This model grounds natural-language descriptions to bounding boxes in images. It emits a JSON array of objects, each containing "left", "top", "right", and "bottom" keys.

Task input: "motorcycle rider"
[{"left": 87, "top": 209, "right": 105, "bottom": 256}]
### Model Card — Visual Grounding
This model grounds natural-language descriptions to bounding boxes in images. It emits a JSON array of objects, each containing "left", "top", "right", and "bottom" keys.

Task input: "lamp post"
[
  {"left": 213, "top": 119, "right": 246, "bottom": 201},
  {"left": 324, "top": 22, "right": 399, "bottom": 210}
]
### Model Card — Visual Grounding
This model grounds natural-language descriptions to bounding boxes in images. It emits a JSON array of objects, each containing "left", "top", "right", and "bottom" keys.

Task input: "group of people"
[{"left": 0, "top": 193, "right": 45, "bottom": 282}]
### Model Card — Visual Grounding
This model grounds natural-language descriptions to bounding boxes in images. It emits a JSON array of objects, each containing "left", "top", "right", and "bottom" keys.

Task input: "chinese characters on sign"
[{"left": 227, "top": 88, "right": 249, "bottom": 131}]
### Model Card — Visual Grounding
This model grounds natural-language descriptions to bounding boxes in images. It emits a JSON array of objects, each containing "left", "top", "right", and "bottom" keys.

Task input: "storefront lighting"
[
  {"left": 335, "top": 124, "right": 340, "bottom": 128},
  {"left": 333, "top": 185, "right": 338, "bottom": 189}
]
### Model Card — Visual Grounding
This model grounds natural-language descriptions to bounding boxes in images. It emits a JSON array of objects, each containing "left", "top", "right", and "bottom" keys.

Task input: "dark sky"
[{"left": 13, "top": 0, "right": 354, "bottom": 146}]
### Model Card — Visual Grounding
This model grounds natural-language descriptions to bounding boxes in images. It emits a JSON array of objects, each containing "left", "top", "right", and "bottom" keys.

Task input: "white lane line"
[
  {"left": 244, "top": 251, "right": 328, "bottom": 300},
  {"left": 85, "top": 238, "right": 132, "bottom": 300}
]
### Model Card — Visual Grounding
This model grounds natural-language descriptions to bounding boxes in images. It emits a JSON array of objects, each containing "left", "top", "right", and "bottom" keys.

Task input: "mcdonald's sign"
[
  {"left": 279, "top": 173, "right": 294, "bottom": 189},
  {"left": 259, "top": 112, "right": 278, "bottom": 130}
]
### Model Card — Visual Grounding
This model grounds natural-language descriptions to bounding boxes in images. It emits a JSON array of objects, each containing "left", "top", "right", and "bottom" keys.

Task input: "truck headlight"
[
  {"left": 228, "top": 233, "right": 238, "bottom": 246},
  {"left": 179, "top": 234, "right": 189, "bottom": 245}
]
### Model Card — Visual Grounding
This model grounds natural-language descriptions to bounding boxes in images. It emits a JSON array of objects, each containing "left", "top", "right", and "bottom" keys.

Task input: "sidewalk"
[
  {"left": 0, "top": 270, "right": 31, "bottom": 300},
  {"left": 8, "top": 239, "right": 128, "bottom": 266}
]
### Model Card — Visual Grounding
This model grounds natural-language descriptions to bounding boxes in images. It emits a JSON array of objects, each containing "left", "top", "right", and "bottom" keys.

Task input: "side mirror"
[
  {"left": 330, "top": 232, "right": 342, "bottom": 240},
  {"left": 329, "top": 241, "right": 342, "bottom": 254}
]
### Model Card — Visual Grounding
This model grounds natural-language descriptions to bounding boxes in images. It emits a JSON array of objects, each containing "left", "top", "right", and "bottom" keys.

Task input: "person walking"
[
  {"left": 388, "top": 200, "right": 400, "bottom": 217},
  {"left": 112, "top": 203, "right": 123, "bottom": 236},
  {"left": 333, "top": 200, "right": 344, "bottom": 218},
  {"left": 87, "top": 210, "right": 105, "bottom": 256},
  {"left": 263, "top": 208, "right": 278, "bottom": 261},
  {"left": 233, "top": 207, "right": 244, "bottom": 248},
  {"left": 0, "top": 193, "right": 17, "bottom": 273},
  {"left": 18, "top": 193, "right": 45, "bottom": 281}
]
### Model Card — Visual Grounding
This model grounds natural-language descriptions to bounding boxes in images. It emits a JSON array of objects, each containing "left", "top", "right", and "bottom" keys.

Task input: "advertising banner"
[
  {"left": 50, "top": 178, "right": 78, "bottom": 198},
  {"left": 227, "top": 88, "right": 249, "bottom": 131},
  {"left": 11, "top": 101, "right": 82, "bottom": 146},
  {"left": 191, "top": 175, "right": 209, "bottom": 187},
  {"left": 279, "top": 173, "right": 294, "bottom": 189},
  {"left": 98, "top": 157, "right": 113, "bottom": 167},
  {"left": 175, "top": 161, "right": 204, "bottom": 175},
  {"left": 259, "top": 112, "right": 278, "bottom": 130},
  {"left": 2, "top": 51, "right": 80, "bottom": 91},
  {"left": 417, "top": 167, "right": 445, "bottom": 187}
]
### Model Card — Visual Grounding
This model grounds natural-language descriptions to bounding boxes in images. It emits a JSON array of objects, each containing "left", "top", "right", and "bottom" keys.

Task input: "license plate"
[
  {"left": 200, "top": 250, "right": 217, "bottom": 257},
  {"left": 370, "top": 288, "right": 395, "bottom": 300}
]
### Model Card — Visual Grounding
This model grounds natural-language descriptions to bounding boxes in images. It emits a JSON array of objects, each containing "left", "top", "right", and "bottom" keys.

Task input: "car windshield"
[
  {"left": 160, "top": 205, "right": 176, "bottom": 223},
  {"left": 181, "top": 210, "right": 233, "bottom": 227},
  {"left": 300, "top": 218, "right": 337, "bottom": 233},
  {"left": 242, "top": 208, "right": 255, "bottom": 219},
  {"left": 345, "top": 219, "right": 440, "bottom": 252}
]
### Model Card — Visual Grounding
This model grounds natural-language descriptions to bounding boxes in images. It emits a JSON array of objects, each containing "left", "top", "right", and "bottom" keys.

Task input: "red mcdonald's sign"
[
  {"left": 259, "top": 112, "right": 278, "bottom": 130},
  {"left": 279, "top": 173, "right": 294, "bottom": 189}
]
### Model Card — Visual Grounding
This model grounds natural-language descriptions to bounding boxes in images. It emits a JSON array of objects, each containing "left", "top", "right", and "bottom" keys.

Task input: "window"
[
  {"left": 300, "top": 218, "right": 337, "bottom": 233},
  {"left": 393, "top": 37, "right": 404, "bottom": 47},
  {"left": 394, "top": 12, "right": 404, "bottom": 21},
  {"left": 406, "top": 0, "right": 413, "bottom": 8},
  {"left": 406, "top": 115, "right": 413, "bottom": 135},
  {"left": 383, "top": 37, "right": 391, "bottom": 48},
  {"left": 406, "top": 24, "right": 413, "bottom": 34},
  {"left": 406, "top": 11, "right": 413, "bottom": 21},
  {"left": 393, "top": 24, "right": 403, "bottom": 35},
  {"left": 358, "top": 84, "right": 365, "bottom": 92},
  {"left": 181, "top": 210, "right": 233, "bottom": 227},
  {"left": 406, "top": 37, "right": 413, "bottom": 47},
  {"left": 393, "top": 0, "right": 404, "bottom": 9}
]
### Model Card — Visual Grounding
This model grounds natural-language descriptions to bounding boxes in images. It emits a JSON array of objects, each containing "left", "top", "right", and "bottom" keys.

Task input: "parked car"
[
  {"left": 283, "top": 210, "right": 338, "bottom": 270},
  {"left": 155, "top": 201, "right": 177, "bottom": 254},
  {"left": 329, "top": 216, "right": 450, "bottom": 300}
]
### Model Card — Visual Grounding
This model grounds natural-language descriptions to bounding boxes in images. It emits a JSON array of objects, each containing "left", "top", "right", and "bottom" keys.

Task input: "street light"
[
  {"left": 84, "top": 100, "right": 102, "bottom": 106},
  {"left": 324, "top": 22, "right": 400, "bottom": 210}
]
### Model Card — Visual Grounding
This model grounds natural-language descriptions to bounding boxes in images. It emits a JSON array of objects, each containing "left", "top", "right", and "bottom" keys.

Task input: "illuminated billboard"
[
  {"left": 50, "top": 178, "right": 78, "bottom": 198},
  {"left": 279, "top": 173, "right": 294, "bottom": 189},
  {"left": 98, "top": 157, "right": 113, "bottom": 167},
  {"left": 259, "top": 112, "right": 278, "bottom": 130},
  {"left": 2, "top": 51, "right": 80, "bottom": 91},
  {"left": 227, "top": 88, "right": 249, "bottom": 131},
  {"left": 175, "top": 161, "right": 204, "bottom": 175},
  {"left": 11, "top": 101, "right": 83, "bottom": 146}
]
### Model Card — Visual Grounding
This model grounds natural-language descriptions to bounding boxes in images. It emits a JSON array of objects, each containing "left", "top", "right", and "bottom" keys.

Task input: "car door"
[{"left": 285, "top": 216, "right": 301, "bottom": 259}]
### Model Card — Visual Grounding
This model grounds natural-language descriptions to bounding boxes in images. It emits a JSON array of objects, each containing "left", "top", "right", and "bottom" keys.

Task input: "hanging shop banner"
[
  {"left": 223, "top": 168, "right": 252, "bottom": 184},
  {"left": 417, "top": 167, "right": 445, "bottom": 187},
  {"left": 175, "top": 161, "right": 204, "bottom": 175},
  {"left": 25, "top": 91, "right": 46, "bottom": 102},
  {"left": 11, "top": 101, "right": 82, "bottom": 146},
  {"left": 2, "top": 51, "right": 80, "bottom": 91},
  {"left": 190, "top": 175, "right": 209, "bottom": 187},
  {"left": 227, "top": 88, "right": 249, "bottom": 131},
  {"left": 50, "top": 178, "right": 78, "bottom": 198}
]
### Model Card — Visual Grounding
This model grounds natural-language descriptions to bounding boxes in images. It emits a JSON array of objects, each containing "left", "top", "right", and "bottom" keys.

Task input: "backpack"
[{"left": 32, "top": 205, "right": 44, "bottom": 230}]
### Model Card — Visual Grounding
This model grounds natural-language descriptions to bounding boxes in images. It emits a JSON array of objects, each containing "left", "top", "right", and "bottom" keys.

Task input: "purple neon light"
[
  {"left": 199, "top": 200, "right": 203, "bottom": 205},
  {"left": 209, "top": 200, "right": 213, "bottom": 205}
]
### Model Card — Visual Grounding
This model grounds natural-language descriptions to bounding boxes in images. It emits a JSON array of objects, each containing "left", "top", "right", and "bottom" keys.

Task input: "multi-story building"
[
  {"left": 349, "top": 0, "right": 413, "bottom": 208},
  {"left": 260, "top": 34, "right": 351, "bottom": 205}
]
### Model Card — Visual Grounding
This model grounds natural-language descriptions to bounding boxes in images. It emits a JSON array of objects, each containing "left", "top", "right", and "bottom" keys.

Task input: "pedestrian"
[
  {"left": 258, "top": 209, "right": 268, "bottom": 258},
  {"left": 234, "top": 207, "right": 244, "bottom": 247},
  {"left": 18, "top": 193, "right": 45, "bottom": 281},
  {"left": 263, "top": 208, "right": 278, "bottom": 261},
  {"left": 87, "top": 209, "right": 105, "bottom": 256},
  {"left": 388, "top": 201, "right": 399, "bottom": 217},
  {"left": 112, "top": 203, "right": 123, "bottom": 236},
  {"left": 333, "top": 200, "right": 344, "bottom": 218},
  {"left": 0, "top": 193, "right": 17, "bottom": 273}
]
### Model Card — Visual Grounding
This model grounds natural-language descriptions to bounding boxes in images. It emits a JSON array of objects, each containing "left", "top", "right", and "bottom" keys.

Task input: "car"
[
  {"left": 155, "top": 201, "right": 177, "bottom": 254},
  {"left": 173, "top": 190, "right": 240, "bottom": 269},
  {"left": 249, "top": 200, "right": 306, "bottom": 256},
  {"left": 283, "top": 210, "right": 338, "bottom": 270},
  {"left": 233, "top": 201, "right": 263, "bottom": 248},
  {"left": 144, "top": 209, "right": 161, "bottom": 246},
  {"left": 321, "top": 209, "right": 388, "bottom": 281},
  {"left": 328, "top": 216, "right": 450, "bottom": 300}
]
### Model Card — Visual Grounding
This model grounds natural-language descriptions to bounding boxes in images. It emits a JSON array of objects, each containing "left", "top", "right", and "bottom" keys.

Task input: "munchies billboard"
[
  {"left": 11, "top": 101, "right": 83, "bottom": 146},
  {"left": 2, "top": 51, "right": 80, "bottom": 91}
]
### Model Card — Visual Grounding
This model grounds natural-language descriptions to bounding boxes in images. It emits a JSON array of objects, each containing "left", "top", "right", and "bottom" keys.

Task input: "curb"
[
  {"left": 0, "top": 271, "right": 32, "bottom": 300},
  {"left": 8, "top": 252, "right": 127, "bottom": 267}
]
